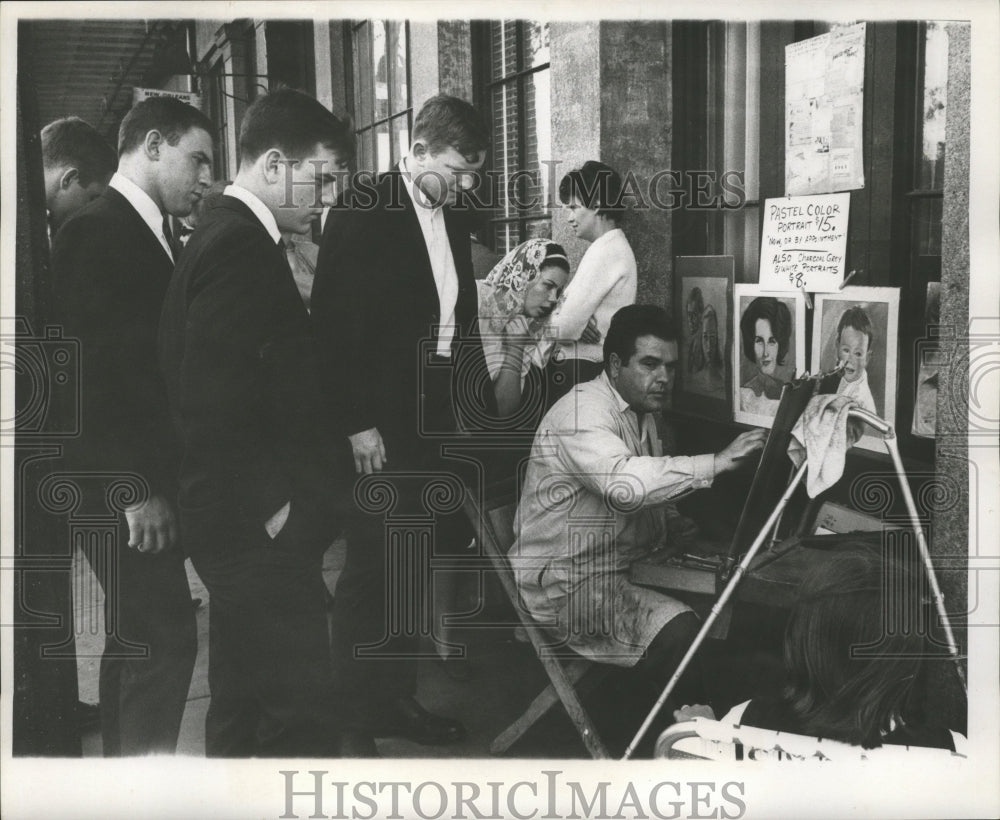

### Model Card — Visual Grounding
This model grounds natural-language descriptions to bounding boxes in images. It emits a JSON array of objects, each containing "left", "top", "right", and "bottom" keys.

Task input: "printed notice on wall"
[
  {"left": 759, "top": 193, "right": 850, "bottom": 292},
  {"left": 785, "top": 22, "right": 866, "bottom": 195}
]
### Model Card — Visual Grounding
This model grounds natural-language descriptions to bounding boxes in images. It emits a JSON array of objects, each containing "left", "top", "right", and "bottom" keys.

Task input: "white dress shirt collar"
[
  {"left": 396, "top": 159, "right": 458, "bottom": 357},
  {"left": 224, "top": 184, "right": 282, "bottom": 244},
  {"left": 599, "top": 370, "right": 633, "bottom": 414},
  {"left": 108, "top": 172, "right": 172, "bottom": 260}
]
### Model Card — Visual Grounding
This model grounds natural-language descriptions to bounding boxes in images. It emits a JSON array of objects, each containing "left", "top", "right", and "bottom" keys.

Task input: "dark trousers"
[
  {"left": 330, "top": 361, "right": 475, "bottom": 729},
  {"left": 84, "top": 533, "right": 197, "bottom": 756},
  {"left": 330, "top": 477, "right": 472, "bottom": 730},
  {"left": 633, "top": 611, "right": 706, "bottom": 706},
  {"left": 190, "top": 536, "right": 341, "bottom": 757}
]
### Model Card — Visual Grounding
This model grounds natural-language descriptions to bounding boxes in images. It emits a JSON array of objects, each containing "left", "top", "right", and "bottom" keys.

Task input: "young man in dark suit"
[
  {"left": 42, "top": 116, "right": 117, "bottom": 235},
  {"left": 49, "top": 97, "right": 213, "bottom": 755},
  {"left": 312, "top": 95, "right": 491, "bottom": 752},
  {"left": 158, "top": 88, "right": 354, "bottom": 757}
]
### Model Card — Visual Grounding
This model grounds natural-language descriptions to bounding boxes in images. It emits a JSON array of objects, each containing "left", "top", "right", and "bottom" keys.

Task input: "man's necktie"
[{"left": 162, "top": 215, "right": 179, "bottom": 262}]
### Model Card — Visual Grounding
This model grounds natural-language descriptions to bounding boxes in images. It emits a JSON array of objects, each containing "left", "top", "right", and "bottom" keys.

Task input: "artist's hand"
[
  {"left": 714, "top": 428, "right": 768, "bottom": 474},
  {"left": 349, "top": 427, "right": 387, "bottom": 475},
  {"left": 673, "top": 704, "right": 716, "bottom": 722},
  {"left": 580, "top": 315, "right": 602, "bottom": 345},
  {"left": 124, "top": 494, "right": 178, "bottom": 554}
]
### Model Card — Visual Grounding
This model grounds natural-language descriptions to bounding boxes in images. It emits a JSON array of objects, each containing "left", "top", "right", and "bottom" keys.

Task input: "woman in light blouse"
[{"left": 531, "top": 160, "right": 637, "bottom": 411}]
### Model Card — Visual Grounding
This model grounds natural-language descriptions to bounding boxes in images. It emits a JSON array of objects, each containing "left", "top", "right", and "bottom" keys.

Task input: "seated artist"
[
  {"left": 511, "top": 305, "right": 767, "bottom": 700},
  {"left": 674, "top": 546, "right": 967, "bottom": 752}
]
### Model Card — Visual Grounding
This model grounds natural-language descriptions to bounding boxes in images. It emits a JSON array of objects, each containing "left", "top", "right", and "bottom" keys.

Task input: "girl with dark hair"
[
  {"left": 676, "top": 546, "right": 966, "bottom": 751},
  {"left": 530, "top": 160, "right": 637, "bottom": 410},
  {"left": 739, "top": 296, "right": 793, "bottom": 416},
  {"left": 685, "top": 287, "right": 707, "bottom": 375},
  {"left": 688, "top": 304, "right": 725, "bottom": 396}
]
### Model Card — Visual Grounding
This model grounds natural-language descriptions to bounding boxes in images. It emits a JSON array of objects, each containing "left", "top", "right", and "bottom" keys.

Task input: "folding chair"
[
  {"left": 654, "top": 717, "right": 967, "bottom": 762},
  {"left": 462, "top": 485, "right": 613, "bottom": 759}
]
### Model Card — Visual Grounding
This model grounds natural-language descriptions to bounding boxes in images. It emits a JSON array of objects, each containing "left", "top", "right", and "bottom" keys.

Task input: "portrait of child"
[{"left": 812, "top": 287, "right": 900, "bottom": 452}]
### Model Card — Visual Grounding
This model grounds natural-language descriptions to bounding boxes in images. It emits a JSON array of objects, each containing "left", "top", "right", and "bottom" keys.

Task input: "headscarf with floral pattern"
[{"left": 479, "top": 238, "right": 569, "bottom": 334}]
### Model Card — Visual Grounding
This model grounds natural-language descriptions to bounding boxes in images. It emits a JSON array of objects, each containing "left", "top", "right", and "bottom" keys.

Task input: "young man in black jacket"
[
  {"left": 159, "top": 88, "right": 353, "bottom": 757},
  {"left": 50, "top": 96, "right": 212, "bottom": 755}
]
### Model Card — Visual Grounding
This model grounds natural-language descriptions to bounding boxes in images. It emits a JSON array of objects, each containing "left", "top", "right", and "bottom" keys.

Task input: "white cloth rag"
[{"left": 787, "top": 394, "right": 863, "bottom": 497}]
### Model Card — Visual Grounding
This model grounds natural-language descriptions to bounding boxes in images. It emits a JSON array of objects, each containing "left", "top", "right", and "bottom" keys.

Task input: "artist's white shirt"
[
  {"left": 400, "top": 159, "right": 459, "bottom": 357},
  {"left": 109, "top": 172, "right": 173, "bottom": 262}
]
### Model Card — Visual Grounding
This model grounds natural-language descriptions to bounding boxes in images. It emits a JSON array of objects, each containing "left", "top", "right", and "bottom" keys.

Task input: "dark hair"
[
  {"left": 542, "top": 242, "right": 570, "bottom": 275},
  {"left": 41, "top": 117, "right": 117, "bottom": 185},
  {"left": 686, "top": 287, "right": 705, "bottom": 316},
  {"left": 780, "top": 546, "right": 928, "bottom": 748},
  {"left": 604, "top": 304, "right": 678, "bottom": 368},
  {"left": 836, "top": 306, "right": 875, "bottom": 350},
  {"left": 117, "top": 96, "right": 214, "bottom": 157},
  {"left": 740, "top": 296, "right": 793, "bottom": 366},
  {"left": 701, "top": 304, "right": 724, "bottom": 368},
  {"left": 558, "top": 160, "right": 626, "bottom": 224},
  {"left": 412, "top": 94, "right": 489, "bottom": 157},
  {"left": 239, "top": 88, "right": 354, "bottom": 165}
]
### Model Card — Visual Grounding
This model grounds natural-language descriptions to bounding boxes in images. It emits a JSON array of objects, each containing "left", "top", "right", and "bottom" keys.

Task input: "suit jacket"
[
  {"left": 312, "top": 169, "right": 494, "bottom": 462},
  {"left": 49, "top": 187, "right": 178, "bottom": 496},
  {"left": 158, "top": 196, "right": 349, "bottom": 553}
]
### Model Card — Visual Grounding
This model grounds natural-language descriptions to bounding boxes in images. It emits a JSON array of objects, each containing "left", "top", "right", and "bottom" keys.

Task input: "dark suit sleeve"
[
  {"left": 176, "top": 225, "right": 295, "bottom": 528},
  {"left": 50, "top": 214, "right": 176, "bottom": 494},
  {"left": 312, "top": 208, "right": 382, "bottom": 437}
]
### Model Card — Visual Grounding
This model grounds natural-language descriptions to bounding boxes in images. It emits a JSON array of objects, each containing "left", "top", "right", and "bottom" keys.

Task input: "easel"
[{"left": 622, "top": 379, "right": 967, "bottom": 759}]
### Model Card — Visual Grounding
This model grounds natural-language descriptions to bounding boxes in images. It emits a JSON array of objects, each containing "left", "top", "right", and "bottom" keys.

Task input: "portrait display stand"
[{"left": 622, "top": 384, "right": 967, "bottom": 760}]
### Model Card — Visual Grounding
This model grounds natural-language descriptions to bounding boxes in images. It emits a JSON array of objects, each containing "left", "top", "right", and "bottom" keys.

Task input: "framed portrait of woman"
[
  {"left": 811, "top": 287, "right": 900, "bottom": 452},
  {"left": 674, "top": 256, "right": 734, "bottom": 420},
  {"left": 732, "top": 285, "right": 807, "bottom": 428}
]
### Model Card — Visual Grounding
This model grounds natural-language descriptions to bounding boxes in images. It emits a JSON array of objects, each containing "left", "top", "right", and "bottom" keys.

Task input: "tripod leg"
[
  {"left": 883, "top": 435, "right": 968, "bottom": 697},
  {"left": 622, "top": 461, "right": 809, "bottom": 759}
]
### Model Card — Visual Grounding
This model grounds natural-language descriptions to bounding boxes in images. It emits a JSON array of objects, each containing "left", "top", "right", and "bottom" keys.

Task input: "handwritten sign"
[{"left": 759, "top": 193, "right": 850, "bottom": 292}]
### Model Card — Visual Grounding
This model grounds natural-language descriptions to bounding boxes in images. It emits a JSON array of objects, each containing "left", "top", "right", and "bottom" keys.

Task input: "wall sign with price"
[{"left": 758, "top": 192, "right": 849, "bottom": 292}]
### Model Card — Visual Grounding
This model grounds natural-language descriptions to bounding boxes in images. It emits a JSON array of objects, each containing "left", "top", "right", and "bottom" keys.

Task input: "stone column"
[
  {"left": 600, "top": 22, "right": 672, "bottom": 309},
  {"left": 929, "top": 21, "right": 971, "bottom": 733},
  {"left": 409, "top": 22, "right": 440, "bottom": 108},
  {"left": 438, "top": 21, "right": 473, "bottom": 101},
  {"left": 549, "top": 22, "right": 602, "bottom": 269},
  {"left": 549, "top": 22, "right": 672, "bottom": 308}
]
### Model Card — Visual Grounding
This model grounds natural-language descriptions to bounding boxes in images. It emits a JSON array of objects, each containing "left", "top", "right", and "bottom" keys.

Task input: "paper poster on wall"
[
  {"left": 759, "top": 193, "right": 849, "bottom": 292},
  {"left": 785, "top": 22, "right": 866, "bottom": 195}
]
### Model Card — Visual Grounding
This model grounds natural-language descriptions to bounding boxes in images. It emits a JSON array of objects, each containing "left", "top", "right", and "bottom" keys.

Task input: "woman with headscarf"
[
  {"left": 431, "top": 240, "right": 570, "bottom": 680},
  {"left": 478, "top": 238, "right": 571, "bottom": 419}
]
